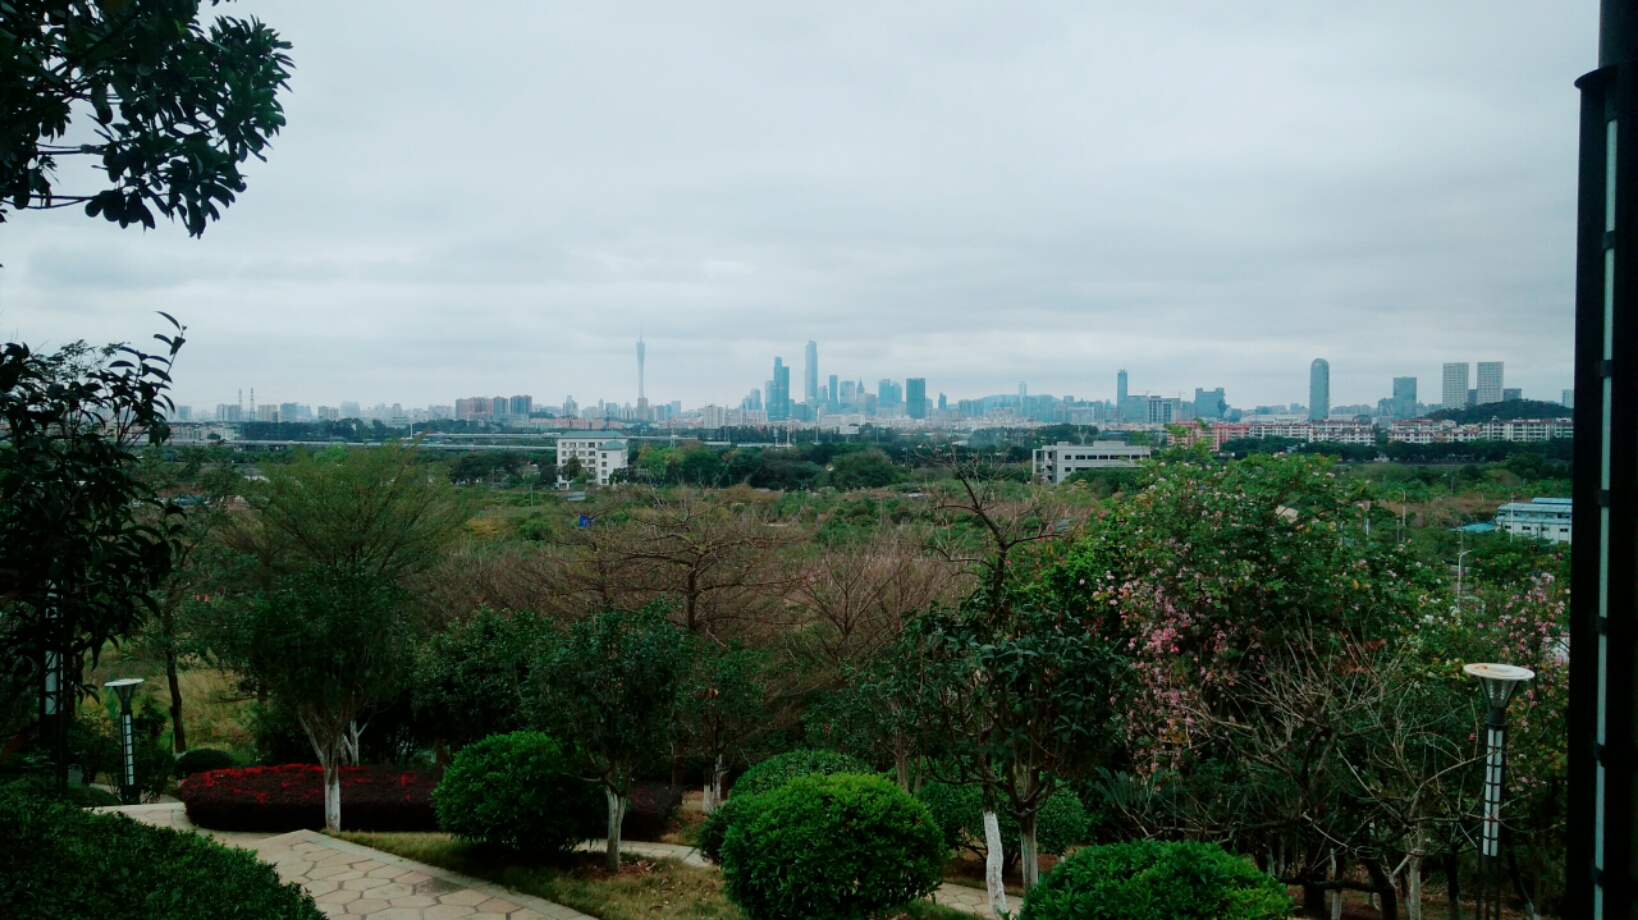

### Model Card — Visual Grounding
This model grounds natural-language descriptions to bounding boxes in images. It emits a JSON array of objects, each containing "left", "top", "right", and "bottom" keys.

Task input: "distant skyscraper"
[
  {"left": 906, "top": 378, "right": 927, "bottom": 419},
  {"left": 1503, "top": 387, "right": 1522, "bottom": 402},
  {"left": 1564, "top": 388, "right": 1576, "bottom": 409},
  {"left": 1442, "top": 363, "right": 1470, "bottom": 410},
  {"left": 804, "top": 341, "right": 818, "bottom": 404},
  {"left": 1476, "top": 361, "right": 1504, "bottom": 405},
  {"left": 636, "top": 336, "right": 646, "bottom": 401},
  {"left": 1308, "top": 359, "right": 1330, "bottom": 421},
  {"left": 1193, "top": 387, "right": 1226, "bottom": 419},
  {"left": 769, "top": 358, "right": 791, "bottom": 421},
  {"left": 1392, "top": 377, "right": 1417, "bottom": 419},
  {"left": 1117, "top": 370, "right": 1128, "bottom": 405},
  {"left": 828, "top": 374, "right": 839, "bottom": 408}
]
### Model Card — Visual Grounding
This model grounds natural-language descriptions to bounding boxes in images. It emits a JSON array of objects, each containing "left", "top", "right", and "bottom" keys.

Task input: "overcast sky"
[{"left": 0, "top": 1, "right": 1597, "bottom": 412}]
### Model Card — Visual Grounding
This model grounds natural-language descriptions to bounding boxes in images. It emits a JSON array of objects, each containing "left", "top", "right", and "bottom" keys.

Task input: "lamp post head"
[
  {"left": 1463, "top": 662, "right": 1535, "bottom": 711},
  {"left": 103, "top": 677, "right": 144, "bottom": 710}
]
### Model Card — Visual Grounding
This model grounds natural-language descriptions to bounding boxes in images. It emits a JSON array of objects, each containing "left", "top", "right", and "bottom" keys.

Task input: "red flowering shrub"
[{"left": 180, "top": 765, "right": 439, "bottom": 832}]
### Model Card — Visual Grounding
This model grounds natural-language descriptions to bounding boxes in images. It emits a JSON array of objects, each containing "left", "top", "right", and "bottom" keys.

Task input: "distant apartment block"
[
  {"left": 1392, "top": 377, "right": 1417, "bottom": 420},
  {"left": 1033, "top": 442, "right": 1152, "bottom": 484},
  {"left": 1387, "top": 418, "right": 1573, "bottom": 444},
  {"left": 1495, "top": 497, "right": 1572, "bottom": 544},
  {"left": 556, "top": 437, "right": 628, "bottom": 486},
  {"left": 1442, "top": 363, "right": 1470, "bottom": 410},
  {"left": 1205, "top": 420, "right": 1375, "bottom": 447},
  {"left": 1476, "top": 362, "right": 1505, "bottom": 405},
  {"left": 700, "top": 405, "right": 728, "bottom": 428},
  {"left": 1309, "top": 359, "right": 1330, "bottom": 422},
  {"left": 1564, "top": 389, "right": 1576, "bottom": 409}
]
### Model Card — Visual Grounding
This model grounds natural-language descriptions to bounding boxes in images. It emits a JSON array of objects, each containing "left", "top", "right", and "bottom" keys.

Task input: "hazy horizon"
[{"left": 0, "top": 1, "right": 1593, "bottom": 412}]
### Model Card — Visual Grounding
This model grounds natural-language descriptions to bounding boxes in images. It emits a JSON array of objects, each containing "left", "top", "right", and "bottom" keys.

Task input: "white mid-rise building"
[
  {"left": 1033, "top": 442, "right": 1152, "bottom": 484},
  {"left": 556, "top": 437, "right": 628, "bottom": 486},
  {"left": 1495, "top": 497, "right": 1572, "bottom": 544}
]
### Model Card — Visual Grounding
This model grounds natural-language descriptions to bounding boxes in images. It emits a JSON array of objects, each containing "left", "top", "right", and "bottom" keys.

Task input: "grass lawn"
[{"left": 335, "top": 831, "right": 973, "bottom": 920}]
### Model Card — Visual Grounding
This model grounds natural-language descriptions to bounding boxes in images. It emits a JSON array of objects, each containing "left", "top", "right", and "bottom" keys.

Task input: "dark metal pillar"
[{"left": 1569, "top": 4, "right": 1638, "bottom": 917}]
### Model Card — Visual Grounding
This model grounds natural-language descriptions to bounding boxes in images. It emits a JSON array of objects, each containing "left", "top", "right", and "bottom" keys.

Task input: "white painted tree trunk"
[
  {"left": 983, "top": 809, "right": 1007, "bottom": 916},
  {"left": 323, "top": 761, "right": 341, "bottom": 833},
  {"left": 605, "top": 788, "right": 626, "bottom": 872},
  {"left": 1019, "top": 816, "right": 1040, "bottom": 891},
  {"left": 1331, "top": 851, "right": 1343, "bottom": 920},
  {"left": 1405, "top": 855, "right": 1423, "bottom": 920},
  {"left": 702, "top": 756, "right": 725, "bottom": 814}
]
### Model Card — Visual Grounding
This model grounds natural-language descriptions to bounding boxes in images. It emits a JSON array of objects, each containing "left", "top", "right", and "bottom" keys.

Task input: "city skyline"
[{"left": 0, "top": 2, "right": 1587, "bottom": 411}]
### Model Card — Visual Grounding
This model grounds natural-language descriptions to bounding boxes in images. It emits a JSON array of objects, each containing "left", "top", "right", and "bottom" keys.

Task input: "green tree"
[
  {"left": 2, "top": 0, "right": 292, "bottom": 235},
  {"left": 679, "top": 644, "right": 765, "bottom": 812},
  {"left": 536, "top": 605, "right": 692, "bottom": 871},
  {"left": 0, "top": 329, "right": 183, "bottom": 790},
  {"left": 411, "top": 606, "right": 550, "bottom": 759},
  {"left": 827, "top": 448, "right": 902, "bottom": 490}
]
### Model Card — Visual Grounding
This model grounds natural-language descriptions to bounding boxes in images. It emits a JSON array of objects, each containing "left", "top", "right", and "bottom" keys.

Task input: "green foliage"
[
  {"left": 916, "top": 780, "right": 1089, "bottom": 861},
  {"left": 432, "top": 732, "right": 602, "bottom": 855},
  {"left": 2, "top": 0, "right": 293, "bottom": 235},
  {"left": 1018, "top": 840, "right": 1291, "bottom": 920},
  {"left": 535, "top": 604, "right": 692, "bottom": 860},
  {"left": 731, "top": 749, "right": 873, "bottom": 799},
  {"left": 413, "top": 607, "right": 551, "bottom": 752},
  {"left": 827, "top": 448, "right": 903, "bottom": 490},
  {"left": 720, "top": 773, "right": 946, "bottom": 920},
  {"left": 0, "top": 330, "right": 184, "bottom": 756},
  {"left": 1427, "top": 399, "right": 1572, "bottom": 425},
  {"left": 175, "top": 747, "right": 239, "bottom": 778},
  {"left": 0, "top": 786, "right": 322, "bottom": 919},
  {"left": 698, "top": 795, "right": 750, "bottom": 864}
]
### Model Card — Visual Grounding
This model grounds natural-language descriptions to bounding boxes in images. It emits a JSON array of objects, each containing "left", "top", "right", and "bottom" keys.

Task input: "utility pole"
[{"left": 1568, "top": 3, "right": 1638, "bottom": 916}]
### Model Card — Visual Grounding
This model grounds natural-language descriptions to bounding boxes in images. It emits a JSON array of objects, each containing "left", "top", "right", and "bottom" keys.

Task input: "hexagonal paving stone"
[
  {"left": 342, "top": 876, "right": 391, "bottom": 891},
  {"left": 421, "top": 905, "right": 476, "bottom": 920},
  {"left": 437, "top": 889, "right": 488, "bottom": 907},
  {"left": 344, "top": 898, "right": 389, "bottom": 914},
  {"left": 386, "top": 895, "right": 437, "bottom": 908},
  {"left": 313, "top": 888, "right": 360, "bottom": 905},
  {"left": 475, "top": 898, "right": 520, "bottom": 914}
]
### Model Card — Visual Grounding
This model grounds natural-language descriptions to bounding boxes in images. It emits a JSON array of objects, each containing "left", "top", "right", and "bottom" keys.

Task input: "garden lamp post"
[
  {"left": 1463, "top": 663, "right": 1535, "bottom": 920},
  {"left": 104, "top": 678, "right": 144, "bottom": 805}
]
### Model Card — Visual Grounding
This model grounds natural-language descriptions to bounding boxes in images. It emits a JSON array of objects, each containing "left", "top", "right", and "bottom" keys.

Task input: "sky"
[{"left": 0, "top": 1, "right": 1598, "bottom": 413}]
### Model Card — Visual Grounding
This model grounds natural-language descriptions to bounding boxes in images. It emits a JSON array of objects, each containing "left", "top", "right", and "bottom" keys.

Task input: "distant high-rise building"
[
  {"left": 1392, "top": 377, "right": 1417, "bottom": 419},
  {"left": 1442, "top": 363, "right": 1470, "bottom": 410},
  {"left": 1503, "top": 387, "right": 1522, "bottom": 402},
  {"left": 804, "top": 341, "right": 818, "bottom": 404},
  {"left": 938, "top": 393, "right": 947, "bottom": 411},
  {"left": 562, "top": 396, "right": 578, "bottom": 417},
  {"left": 1019, "top": 382, "right": 1028, "bottom": 399},
  {"left": 1308, "top": 359, "right": 1330, "bottom": 421},
  {"left": 636, "top": 336, "right": 646, "bottom": 401},
  {"left": 1564, "top": 388, "right": 1576, "bottom": 409},
  {"left": 828, "top": 374, "right": 839, "bottom": 408},
  {"left": 906, "top": 378, "right": 927, "bottom": 419},
  {"left": 1117, "top": 370, "right": 1128, "bottom": 406},
  {"left": 769, "top": 358, "right": 791, "bottom": 421},
  {"left": 1476, "top": 361, "right": 1504, "bottom": 405},
  {"left": 839, "top": 379, "right": 856, "bottom": 408},
  {"left": 877, "top": 379, "right": 902, "bottom": 408},
  {"left": 340, "top": 401, "right": 361, "bottom": 419},
  {"left": 1193, "top": 387, "right": 1226, "bottom": 419},
  {"left": 510, "top": 395, "right": 533, "bottom": 416}
]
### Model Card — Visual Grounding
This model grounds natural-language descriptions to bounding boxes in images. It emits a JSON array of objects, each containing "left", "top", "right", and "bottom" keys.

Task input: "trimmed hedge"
[
  {"left": 701, "top": 749, "right": 873, "bottom": 865},
  {"left": 432, "top": 732, "right": 601, "bottom": 855},
  {"left": 175, "top": 747, "right": 239, "bottom": 778},
  {"left": 721, "top": 773, "right": 947, "bottom": 920},
  {"left": 180, "top": 764, "right": 439, "bottom": 832},
  {"left": 1017, "top": 840, "right": 1292, "bottom": 920},
  {"left": 0, "top": 788, "right": 322, "bottom": 919},
  {"left": 730, "top": 748, "right": 872, "bottom": 799}
]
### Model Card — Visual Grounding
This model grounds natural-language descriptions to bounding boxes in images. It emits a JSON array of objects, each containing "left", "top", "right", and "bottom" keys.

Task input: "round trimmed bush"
[
  {"left": 721, "top": 773, "right": 947, "bottom": 920},
  {"left": 730, "top": 748, "right": 872, "bottom": 799},
  {"left": 1017, "top": 840, "right": 1292, "bottom": 920},
  {"left": 175, "top": 747, "right": 239, "bottom": 778},
  {"left": 432, "top": 731, "right": 602, "bottom": 855},
  {"left": 698, "top": 795, "right": 750, "bottom": 864}
]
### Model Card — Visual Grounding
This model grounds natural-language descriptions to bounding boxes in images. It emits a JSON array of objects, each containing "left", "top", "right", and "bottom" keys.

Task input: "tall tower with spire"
[{"left": 636, "top": 335, "right": 648, "bottom": 419}]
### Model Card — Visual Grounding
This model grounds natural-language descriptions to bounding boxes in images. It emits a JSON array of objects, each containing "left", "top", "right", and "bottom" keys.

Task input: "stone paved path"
[
  {"left": 100, "top": 803, "right": 592, "bottom": 920},
  {"left": 104, "top": 802, "right": 997, "bottom": 919}
]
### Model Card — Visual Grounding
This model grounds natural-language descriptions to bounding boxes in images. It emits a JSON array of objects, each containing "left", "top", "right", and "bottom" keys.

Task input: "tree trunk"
[
  {"left": 982, "top": 809, "right": 1007, "bottom": 916},
  {"left": 1441, "top": 853, "right": 1462, "bottom": 920},
  {"left": 1365, "top": 857, "right": 1399, "bottom": 920},
  {"left": 702, "top": 755, "right": 725, "bottom": 814},
  {"left": 605, "top": 788, "right": 626, "bottom": 873},
  {"left": 894, "top": 745, "right": 911, "bottom": 791},
  {"left": 1507, "top": 848, "right": 1540, "bottom": 920},
  {"left": 1018, "top": 811, "right": 1041, "bottom": 891},
  {"left": 323, "top": 759, "right": 341, "bottom": 833},
  {"left": 1406, "top": 855, "right": 1423, "bottom": 920},
  {"left": 165, "top": 646, "right": 187, "bottom": 753}
]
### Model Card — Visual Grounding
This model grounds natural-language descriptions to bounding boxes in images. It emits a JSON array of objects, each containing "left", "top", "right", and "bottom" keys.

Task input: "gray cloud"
[{"left": 0, "top": 0, "right": 1595, "bottom": 411}]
